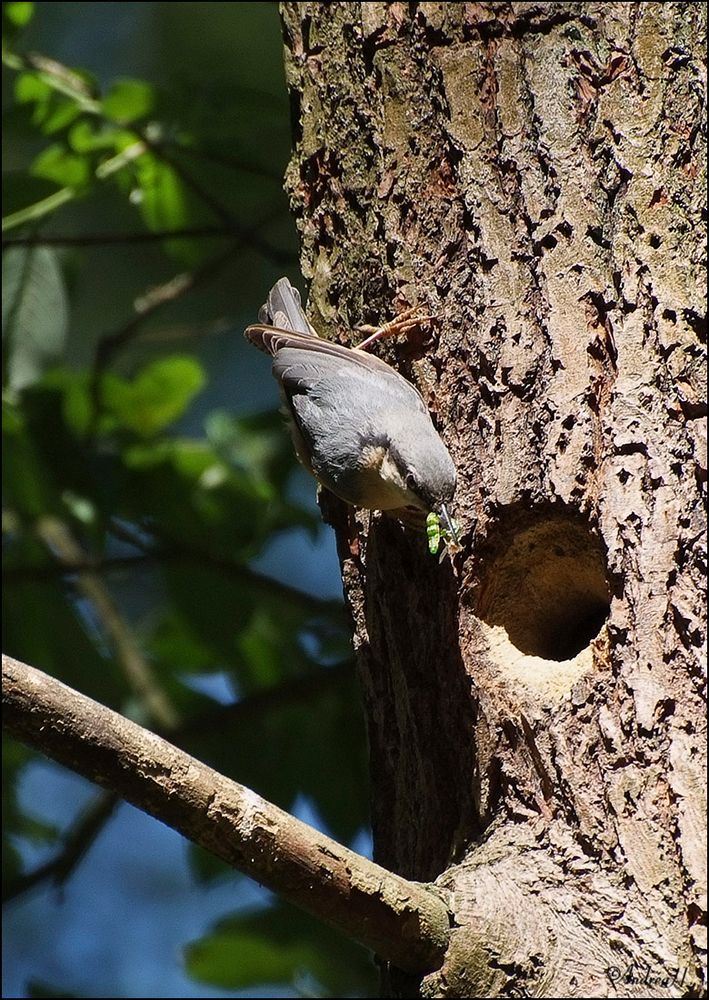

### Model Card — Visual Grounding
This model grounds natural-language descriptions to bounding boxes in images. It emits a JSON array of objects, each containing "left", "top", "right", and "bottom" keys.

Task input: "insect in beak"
[{"left": 426, "top": 506, "right": 461, "bottom": 558}]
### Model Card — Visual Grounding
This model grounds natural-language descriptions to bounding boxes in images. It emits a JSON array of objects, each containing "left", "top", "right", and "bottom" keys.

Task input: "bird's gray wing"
[
  {"left": 271, "top": 350, "right": 398, "bottom": 503},
  {"left": 244, "top": 326, "right": 428, "bottom": 413},
  {"left": 257, "top": 277, "right": 312, "bottom": 335}
]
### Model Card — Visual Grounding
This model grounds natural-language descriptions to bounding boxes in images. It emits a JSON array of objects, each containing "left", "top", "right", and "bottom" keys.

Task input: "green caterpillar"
[{"left": 426, "top": 511, "right": 461, "bottom": 557}]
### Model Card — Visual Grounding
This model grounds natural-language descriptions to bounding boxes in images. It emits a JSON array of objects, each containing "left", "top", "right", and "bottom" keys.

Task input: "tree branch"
[
  {"left": 3, "top": 664, "right": 353, "bottom": 905},
  {"left": 93, "top": 242, "right": 242, "bottom": 369},
  {"left": 3, "top": 790, "right": 119, "bottom": 904},
  {"left": 34, "top": 516, "right": 180, "bottom": 730},
  {"left": 180, "top": 661, "right": 352, "bottom": 738},
  {"left": 2, "top": 655, "right": 451, "bottom": 975},
  {"left": 4, "top": 548, "right": 341, "bottom": 617},
  {"left": 2, "top": 227, "right": 235, "bottom": 247}
]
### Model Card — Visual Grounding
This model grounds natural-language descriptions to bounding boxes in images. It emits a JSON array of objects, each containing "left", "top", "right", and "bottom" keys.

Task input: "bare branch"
[
  {"left": 2, "top": 655, "right": 451, "bottom": 975},
  {"left": 3, "top": 790, "right": 119, "bottom": 904},
  {"left": 35, "top": 516, "right": 180, "bottom": 730},
  {"left": 2, "top": 227, "right": 235, "bottom": 247},
  {"left": 180, "top": 661, "right": 352, "bottom": 737},
  {"left": 93, "top": 243, "right": 241, "bottom": 369},
  {"left": 2, "top": 664, "right": 352, "bottom": 905},
  {"left": 3, "top": 548, "right": 341, "bottom": 617}
]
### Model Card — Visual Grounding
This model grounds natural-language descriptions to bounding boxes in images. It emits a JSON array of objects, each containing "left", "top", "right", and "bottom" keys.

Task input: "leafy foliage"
[
  {"left": 186, "top": 903, "right": 375, "bottom": 996},
  {"left": 2, "top": 247, "right": 68, "bottom": 389},
  {"left": 2, "top": 4, "right": 373, "bottom": 997}
]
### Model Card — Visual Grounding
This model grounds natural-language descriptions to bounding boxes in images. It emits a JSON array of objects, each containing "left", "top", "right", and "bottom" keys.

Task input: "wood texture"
[{"left": 280, "top": 3, "right": 706, "bottom": 996}]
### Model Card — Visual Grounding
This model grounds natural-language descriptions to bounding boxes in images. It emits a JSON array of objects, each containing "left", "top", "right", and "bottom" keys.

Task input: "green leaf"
[
  {"left": 127, "top": 150, "right": 217, "bottom": 266},
  {"left": 135, "top": 153, "right": 189, "bottom": 232},
  {"left": 50, "top": 369, "right": 94, "bottom": 436},
  {"left": 41, "top": 101, "right": 83, "bottom": 136},
  {"left": 14, "top": 70, "right": 51, "bottom": 108},
  {"left": 102, "top": 78, "right": 155, "bottom": 123},
  {"left": 187, "top": 842, "right": 237, "bottom": 885},
  {"left": 116, "top": 440, "right": 276, "bottom": 557},
  {"left": 206, "top": 409, "right": 296, "bottom": 493},
  {"left": 68, "top": 119, "right": 125, "bottom": 153},
  {"left": 150, "top": 603, "right": 219, "bottom": 675},
  {"left": 3, "top": 378, "right": 124, "bottom": 528},
  {"left": 14, "top": 72, "right": 84, "bottom": 135},
  {"left": 2, "top": 247, "right": 68, "bottom": 390},
  {"left": 219, "top": 670, "right": 368, "bottom": 841},
  {"left": 2, "top": 737, "right": 26, "bottom": 888},
  {"left": 2, "top": 736, "right": 54, "bottom": 894},
  {"left": 185, "top": 903, "right": 376, "bottom": 995},
  {"left": 170, "top": 574, "right": 367, "bottom": 842},
  {"left": 2, "top": 578, "right": 124, "bottom": 705},
  {"left": 32, "top": 143, "right": 92, "bottom": 189},
  {"left": 101, "top": 356, "right": 206, "bottom": 437},
  {"left": 4, "top": 2, "right": 34, "bottom": 29},
  {"left": 154, "top": 560, "right": 342, "bottom": 691}
]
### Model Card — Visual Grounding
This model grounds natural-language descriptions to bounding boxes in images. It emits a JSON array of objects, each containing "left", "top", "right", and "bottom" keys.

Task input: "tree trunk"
[{"left": 280, "top": 3, "right": 706, "bottom": 997}]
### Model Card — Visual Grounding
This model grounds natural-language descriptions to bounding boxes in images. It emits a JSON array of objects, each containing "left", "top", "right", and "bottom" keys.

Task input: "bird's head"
[{"left": 359, "top": 414, "right": 458, "bottom": 540}]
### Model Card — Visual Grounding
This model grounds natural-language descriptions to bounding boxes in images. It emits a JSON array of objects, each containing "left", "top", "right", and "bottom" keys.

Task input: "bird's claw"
[{"left": 355, "top": 306, "right": 435, "bottom": 351}]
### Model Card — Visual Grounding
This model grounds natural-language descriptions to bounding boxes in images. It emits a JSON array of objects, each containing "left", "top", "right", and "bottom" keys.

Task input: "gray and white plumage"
[{"left": 245, "top": 277, "right": 456, "bottom": 521}]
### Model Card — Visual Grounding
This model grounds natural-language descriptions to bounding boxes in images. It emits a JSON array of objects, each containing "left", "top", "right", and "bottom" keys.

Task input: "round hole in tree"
[{"left": 475, "top": 511, "right": 611, "bottom": 661}]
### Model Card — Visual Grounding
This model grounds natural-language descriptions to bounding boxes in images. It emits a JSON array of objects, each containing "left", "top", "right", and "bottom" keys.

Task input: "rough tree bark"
[{"left": 280, "top": 3, "right": 706, "bottom": 997}]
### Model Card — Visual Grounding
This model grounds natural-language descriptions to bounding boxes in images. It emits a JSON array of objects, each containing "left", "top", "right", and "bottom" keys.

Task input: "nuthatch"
[{"left": 245, "top": 278, "right": 458, "bottom": 539}]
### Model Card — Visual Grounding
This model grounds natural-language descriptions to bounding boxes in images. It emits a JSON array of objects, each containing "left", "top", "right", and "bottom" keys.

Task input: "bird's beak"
[{"left": 438, "top": 503, "right": 459, "bottom": 544}]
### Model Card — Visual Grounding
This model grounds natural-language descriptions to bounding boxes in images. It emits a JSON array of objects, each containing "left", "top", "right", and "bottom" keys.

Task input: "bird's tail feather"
[{"left": 257, "top": 277, "right": 312, "bottom": 336}]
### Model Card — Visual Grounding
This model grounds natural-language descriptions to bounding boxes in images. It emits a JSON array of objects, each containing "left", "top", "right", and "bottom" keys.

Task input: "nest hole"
[{"left": 476, "top": 513, "right": 610, "bottom": 661}]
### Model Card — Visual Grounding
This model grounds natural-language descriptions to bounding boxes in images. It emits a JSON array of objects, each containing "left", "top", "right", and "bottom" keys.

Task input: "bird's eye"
[{"left": 405, "top": 471, "right": 417, "bottom": 490}]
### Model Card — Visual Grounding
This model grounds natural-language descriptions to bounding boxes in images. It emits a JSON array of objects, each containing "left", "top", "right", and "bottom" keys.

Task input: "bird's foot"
[{"left": 354, "top": 306, "right": 434, "bottom": 351}]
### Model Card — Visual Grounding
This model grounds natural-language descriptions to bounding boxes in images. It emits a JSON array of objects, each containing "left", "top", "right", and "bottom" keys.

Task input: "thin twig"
[
  {"left": 2, "top": 227, "right": 234, "bottom": 247},
  {"left": 35, "top": 516, "right": 180, "bottom": 729},
  {"left": 3, "top": 791, "right": 119, "bottom": 904},
  {"left": 184, "top": 144, "right": 283, "bottom": 183},
  {"left": 179, "top": 661, "right": 352, "bottom": 739},
  {"left": 107, "top": 521, "right": 342, "bottom": 615},
  {"left": 4, "top": 547, "right": 343, "bottom": 617},
  {"left": 3, "top": 226, "right": 296, "bottom": 258},
  {"left": 133, "top": 125, "right": 237, "bottom": 229},
  {"left": 93, "top": 242, "right": 241, "bottom": 369}
]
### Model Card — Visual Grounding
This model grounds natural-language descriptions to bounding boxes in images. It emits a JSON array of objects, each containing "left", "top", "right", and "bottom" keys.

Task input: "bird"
[{"left": 244, "top": 277, "right": 458, "bottom": 541}]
